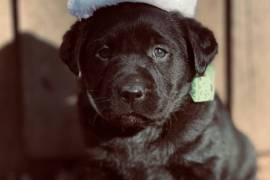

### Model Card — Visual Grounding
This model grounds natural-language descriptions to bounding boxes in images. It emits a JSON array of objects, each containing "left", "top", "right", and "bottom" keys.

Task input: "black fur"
[{"left": 60, "top": 3, "right": 256, "bottom": 180}]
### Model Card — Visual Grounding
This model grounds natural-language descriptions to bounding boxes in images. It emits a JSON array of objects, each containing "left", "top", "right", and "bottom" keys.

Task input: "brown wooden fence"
[{"left": 0, "top": 0, "right": 269, "bottom": 179}]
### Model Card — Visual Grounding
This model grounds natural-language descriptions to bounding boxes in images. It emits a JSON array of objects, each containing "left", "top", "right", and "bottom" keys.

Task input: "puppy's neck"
[{"left": 161, "top": 96, "right": 217, "bottom": 147}]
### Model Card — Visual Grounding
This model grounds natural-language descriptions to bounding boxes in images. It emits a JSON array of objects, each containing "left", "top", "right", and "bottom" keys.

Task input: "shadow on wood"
[{"left": 0, "top": 33, "right": 85, "bottom": 174}]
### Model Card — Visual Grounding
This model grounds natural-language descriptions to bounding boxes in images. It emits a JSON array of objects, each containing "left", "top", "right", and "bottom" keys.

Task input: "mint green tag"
[{"left": 189, "top": 65, "right": 215, "bottom": 103}]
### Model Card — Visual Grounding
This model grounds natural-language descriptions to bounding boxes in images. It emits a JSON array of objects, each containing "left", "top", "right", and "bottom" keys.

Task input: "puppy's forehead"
[{"left": 89, "top": 3, "right": 177, "bottom": 36}]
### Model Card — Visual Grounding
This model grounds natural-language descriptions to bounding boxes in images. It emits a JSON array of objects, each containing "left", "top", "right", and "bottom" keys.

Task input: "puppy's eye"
[
  {"left": 153, "top": 47, "right": 168, "bottom": 59},
  {"left": 96, "top": 45, "right": 112, "bottom": 61}
]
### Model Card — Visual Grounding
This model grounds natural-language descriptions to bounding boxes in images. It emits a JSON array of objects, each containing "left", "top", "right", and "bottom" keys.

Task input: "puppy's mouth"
[
  {"left": 121, "top": 113, "right": 146, "bottom": 122},
  {"left": 114, "top": 113, "right": 150, "bottom": 128}
]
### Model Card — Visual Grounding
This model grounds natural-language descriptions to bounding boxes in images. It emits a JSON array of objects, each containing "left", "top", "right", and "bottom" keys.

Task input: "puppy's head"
[{"left": 60, "top": 3, "right": 217, "bottom": 132}]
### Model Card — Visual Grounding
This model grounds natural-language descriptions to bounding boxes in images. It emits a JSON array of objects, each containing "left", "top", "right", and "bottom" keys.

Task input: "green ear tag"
[{"left": 189, "top": 65, "right": 215, "bottom": 103}]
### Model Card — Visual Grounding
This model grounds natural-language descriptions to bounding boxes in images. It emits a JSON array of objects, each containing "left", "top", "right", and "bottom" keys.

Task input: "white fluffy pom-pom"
[{"left": 68, "top": 0, "right": 197, "bottom": 19}]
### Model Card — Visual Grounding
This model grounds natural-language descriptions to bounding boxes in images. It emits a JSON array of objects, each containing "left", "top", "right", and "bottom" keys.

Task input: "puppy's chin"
[
  {"left": 118, "top": 114, "right": 148, "bottom": 127},
  {"left": 102, "top": 113, "right": 151, "bottom": 136}
]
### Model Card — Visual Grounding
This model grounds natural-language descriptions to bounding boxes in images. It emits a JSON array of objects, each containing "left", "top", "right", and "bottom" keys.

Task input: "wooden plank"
[
  {"left": 233, "top": 0, "right": 270, "bottom": 151},
  {"left": 258, "top": 155, "right": 270, "bottom": 180},
  {"left": 0, "top": 0, "right": 13, "bottom": 47},
  {"left": 196, "top": 0, "right": 227, "bottom": 103},
  {"left": 19, "top": 0, "right": 75, "bottom": 46},
  {"left": 0, "top": 0, "right": 25, "bottom": 172},
  {"left": 18, "top": 0, "right": 85, "bottom": 158}
]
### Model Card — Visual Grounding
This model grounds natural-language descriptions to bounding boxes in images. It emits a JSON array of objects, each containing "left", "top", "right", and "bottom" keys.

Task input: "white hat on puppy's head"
[{"left": 68, "top": 0, "right": 198, "bottom": 20}]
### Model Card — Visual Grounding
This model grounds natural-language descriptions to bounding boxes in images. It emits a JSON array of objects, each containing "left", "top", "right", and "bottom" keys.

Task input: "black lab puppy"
[{"left": 60, "top": 2, "right": 257, "bottom": 180}]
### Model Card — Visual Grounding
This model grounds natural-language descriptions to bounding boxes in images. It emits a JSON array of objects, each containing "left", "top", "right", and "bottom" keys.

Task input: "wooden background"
[{"left": 0, "top": 0, "right": 269, "bottom": 179}]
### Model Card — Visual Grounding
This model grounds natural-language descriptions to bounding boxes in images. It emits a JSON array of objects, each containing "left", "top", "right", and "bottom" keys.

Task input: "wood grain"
[
  {"left": 258, "top": 155, "right": 270, "bottom": 180},
  {"left": 0, "top": 0, "right": 13, "bottom": 47},
  {"left": 19, "top": 0, "right": 75, "bottom": 46},
  {"left": 0, "top": 0, "right": 25, "bottom": 172},
  {"left": 196, "top": 0, "right": 227, "bottom": 103},
  {"left": 19, "top": 0, "right": 84, "bottom": 158},
  {"left": 232, "top": 0, "right": 270, "bottom": 151}
]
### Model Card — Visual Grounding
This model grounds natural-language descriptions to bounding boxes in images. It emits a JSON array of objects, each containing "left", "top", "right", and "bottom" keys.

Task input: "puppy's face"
[{"left": 61, "top": 3, "right": 217, "bottom": 131}]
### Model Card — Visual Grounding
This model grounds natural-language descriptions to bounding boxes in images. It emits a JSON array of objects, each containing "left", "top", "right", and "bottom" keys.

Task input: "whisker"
[
  {"left": 92, "top": 96, "right": 112, "bottom": 104},
  {"left": 93, "top": 97, "right": 109, "bottom": 101}
]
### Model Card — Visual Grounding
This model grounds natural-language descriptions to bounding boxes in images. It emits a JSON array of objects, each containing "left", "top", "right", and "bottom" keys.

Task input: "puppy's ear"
[
  {"left": 60, "top": 21, "right": 86, "bottom": 76},
  {"left": 184, "top": 18, "right": 218, "bottom": 75}
]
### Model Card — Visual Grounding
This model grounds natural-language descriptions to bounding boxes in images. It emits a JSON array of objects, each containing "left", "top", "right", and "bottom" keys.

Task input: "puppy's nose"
[{"left": 120, "top": 83, "right": 145, "bottom": 103}]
